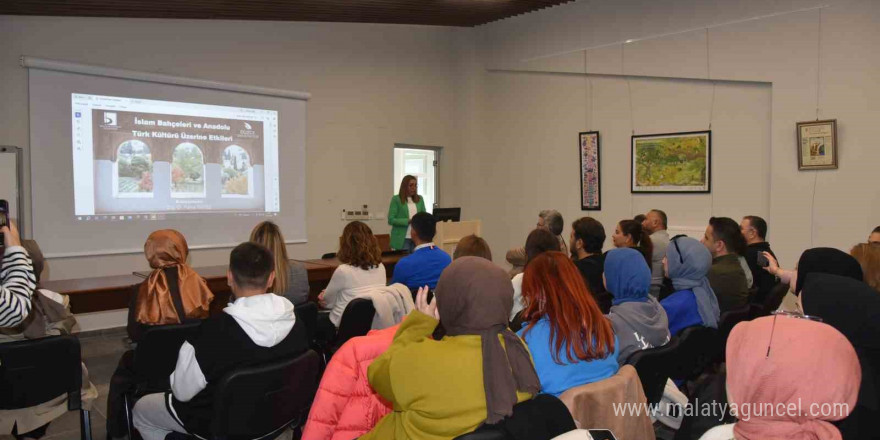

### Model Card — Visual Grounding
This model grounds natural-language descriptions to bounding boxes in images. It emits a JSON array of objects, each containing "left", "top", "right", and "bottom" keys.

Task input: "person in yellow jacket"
[{"left": 362, "top": 257, "right": 540, "bottom": 440}]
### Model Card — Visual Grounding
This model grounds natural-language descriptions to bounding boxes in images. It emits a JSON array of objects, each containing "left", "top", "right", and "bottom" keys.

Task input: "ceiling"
[{"left": 0, "top": 0, "right": 574, "bottom": 27}]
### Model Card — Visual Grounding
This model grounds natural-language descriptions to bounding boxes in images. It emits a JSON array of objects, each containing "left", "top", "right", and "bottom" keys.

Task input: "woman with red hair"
[{"left": 518, "top": 251, "right": 619, "bottom": 397}]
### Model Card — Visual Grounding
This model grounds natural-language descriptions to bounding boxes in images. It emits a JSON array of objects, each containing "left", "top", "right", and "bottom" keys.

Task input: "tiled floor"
[{"left": 1, "top": 328, "right": 129, "bottom": 440}]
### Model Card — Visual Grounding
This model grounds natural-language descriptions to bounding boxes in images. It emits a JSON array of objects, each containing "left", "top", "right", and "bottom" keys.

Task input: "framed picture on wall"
[
  {"left": 579, "top": 131, "right": 600, "bottom": 210},
  {"left": 797, "top": 119, "right": 838, "bottom": 170},
  {"left": 631, "top": 130, "right": 711, "bottom": 193}
]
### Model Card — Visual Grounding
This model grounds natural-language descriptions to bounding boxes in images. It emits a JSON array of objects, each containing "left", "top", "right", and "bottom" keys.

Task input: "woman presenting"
[{"left": 388, "top": 175, "right": 426, "bottom": 252}]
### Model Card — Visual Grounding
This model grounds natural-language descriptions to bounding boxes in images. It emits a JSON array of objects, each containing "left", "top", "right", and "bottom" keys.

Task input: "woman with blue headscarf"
[
  {"left": 660, "top": 236, "right": 721, "bottom": 335},
  {"left": 605, "top": 248, "right": 671, "bottom": 365}
]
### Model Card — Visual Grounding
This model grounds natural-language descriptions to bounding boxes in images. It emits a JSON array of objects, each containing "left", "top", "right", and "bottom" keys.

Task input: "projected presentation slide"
[{"left": 71, "top": 94, "right": 280, "bottom": 219}]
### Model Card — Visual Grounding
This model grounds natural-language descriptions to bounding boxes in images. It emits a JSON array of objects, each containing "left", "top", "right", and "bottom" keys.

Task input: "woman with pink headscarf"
[{"left": 700, "top": 315, "right": 861, "bottom": 440}]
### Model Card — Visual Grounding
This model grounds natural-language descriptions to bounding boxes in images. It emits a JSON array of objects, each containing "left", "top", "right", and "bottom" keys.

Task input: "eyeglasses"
[
  {"left": 670, "top": 234, "right": 688, "bottom": 265},
  {"left": 766, "top": 309, "right": 822, "bottom": 358}
]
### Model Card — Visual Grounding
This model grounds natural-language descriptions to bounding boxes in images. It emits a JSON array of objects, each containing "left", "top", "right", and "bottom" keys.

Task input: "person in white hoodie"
[{"left": 132, "top": 242, "right": 309, "bottom": 440}]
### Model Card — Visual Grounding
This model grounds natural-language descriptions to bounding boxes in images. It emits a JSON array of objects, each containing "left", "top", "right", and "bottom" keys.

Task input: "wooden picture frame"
[
  {"left": 797, "top": 119, "right": 838, "bottom": 170},
  {"left": 579, "top": 131, "right": 600, "bottom": 210},
  {"left": 631, "top": 130, "right": 711, "bottom": 193}
]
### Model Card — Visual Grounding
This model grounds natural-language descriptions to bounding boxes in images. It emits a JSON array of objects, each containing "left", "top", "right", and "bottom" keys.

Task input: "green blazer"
[{"left": 387, "top": 195, "right": 426, "bottom": 250}]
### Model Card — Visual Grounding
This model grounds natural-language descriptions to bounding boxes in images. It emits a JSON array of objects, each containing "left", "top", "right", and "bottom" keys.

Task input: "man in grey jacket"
[{"left": 642, "top": 209, "right": 670, "bottom": 297}]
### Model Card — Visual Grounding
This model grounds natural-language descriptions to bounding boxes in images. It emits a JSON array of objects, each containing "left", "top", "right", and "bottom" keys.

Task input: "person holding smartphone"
[{"left": 0, "top": 219, "right": 37, "bottom": 328}]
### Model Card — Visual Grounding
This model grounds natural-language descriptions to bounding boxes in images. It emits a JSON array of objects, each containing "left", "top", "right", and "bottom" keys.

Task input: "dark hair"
[
  {"left": 20, "top": 240, "right": 44, "bottom": 285},
  {"left": 572, "top": 217, "right": 605, "bottom": 254},
  {"left": 525, "top": 228, "right": 560, "bottom": 264},
  {"left": 229, "top": 242, "right": 275, "bottom": 290},
  {"left": 398, "top": 175, "right": 421, "bottom": 204},
  {"left": 453, "top": 235, "right": 492, "bottom": 261},
  {"left": 633, "top": 214, "right": 646, "bottom": 224},
  {"left": 410, "top": 212, "right": 437, "bottom": 242},
  {"left": 709, "top": 217, "right": 747, "bottom": 256},
  {"left": 650, "top": 209, "right": 668, "bottom": 229},
  {"left": 337, "top": 221, "right": 382, "bottom": 270},
  {"left": 743, "top": 215, "right": 768, "bottom": 240},
  {"left": 873, "top": 226, "right": 880, "bottom": 234},
  {"left": 618, "top": 220, "right": 653, "bottom": 266},
  {"left": 539, "top": 210, "right": 564, "bottom": 236}
]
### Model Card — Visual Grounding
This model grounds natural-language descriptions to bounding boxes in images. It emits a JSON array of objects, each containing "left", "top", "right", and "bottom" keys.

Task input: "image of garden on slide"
[{"left": 635, "top": 135, "right": 708, "bottom": 187}]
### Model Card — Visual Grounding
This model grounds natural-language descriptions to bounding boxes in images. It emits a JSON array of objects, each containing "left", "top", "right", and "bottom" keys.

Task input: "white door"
[{"left": 393, "top": 145, "right": 439, "bottom": 213}]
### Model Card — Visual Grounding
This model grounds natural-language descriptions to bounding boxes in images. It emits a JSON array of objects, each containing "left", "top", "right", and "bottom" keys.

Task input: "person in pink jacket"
[{"left": 302, "top": 324, "right": 398, "bottom": 439}]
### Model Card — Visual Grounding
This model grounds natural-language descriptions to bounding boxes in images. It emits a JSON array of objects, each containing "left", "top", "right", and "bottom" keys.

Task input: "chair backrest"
[
  {"left": 559, "top": 365, "right": 655, "bottom": 440},
  {"left": 670, "top": 325, "right": 720, "bottom": 381},
  {"left": 133, "top": 321, "right": 201, "bottom": 390},
  {"left": 717, "top": 305, "right": 753, "bottom": 361},
  {"left": 210, "top": 349, "right": 322, "bottom": 439},
  {"left": 759, "top": 282, "right": 790, "bottom": 316},
  {"left": 294, "top": 301, "right": 318, "bottom": 344},
  {"left": 453, "top": 394, "right": 576, "bottom": 440},
  {"left": 625, "top": 337, "right": 681, "bottom": 406},
  {"left": 0, "top": 334, "right": 82, "bottom": 410},
  {"left": 332, "top": 298, "right": 376, "bottom": 351}
]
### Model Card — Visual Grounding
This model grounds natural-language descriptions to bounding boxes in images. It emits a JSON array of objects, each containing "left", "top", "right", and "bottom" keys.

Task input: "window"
[
  {"left": 171, "top": 143, "right": 206, "bottom": 198},
  {"left": 393, "top": 145, "right": 438, "bottom": 213},
  {"left": 114, "top": 140, "right": 153, "bottom": 198},
  {"left": 221, "top": 145, "right": 253, "bottom": 197}
]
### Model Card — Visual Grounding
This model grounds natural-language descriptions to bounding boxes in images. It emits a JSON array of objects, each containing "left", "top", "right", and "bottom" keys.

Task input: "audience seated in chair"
[
  {"left": 518, "top": 252, "right": 618, "bottom": 397},
  {"left": 303, "top": 324, "right": 399, "bottom": 440},
  {"left": 250, "top": 220, "right": 310, "bottom": 305},
  {"left": 511, "top": 228, "right": 560, "bottom": 320},
  {"left": 389, "top": 212, "right": 451, "bottom": 291},
  {"left": 701, "top": 217, "right": 751, "bottom": 313},
  {"left": 132, "top": 242, "right": 309, "bottom": 440},
  {"left": 453, "top": 234, "right": 493, "bottom": 261},
  {"left": 850, "top": 243, "right": 880, "bottom": 291},
  {"left": 699, "top": 315, "right": 860, "bottom": 440},
  {"left": 604, "top": 248, "right": 670, "bottom": 366},
  {"left": 106, "top": 229, "right": 214, "bottom": 439},
  {"left": 660, "top": 236, "right": 721, "bottom": 336},
  {"left": 0, "top": 223, "right": 97, "bottom": 440},
  {"left": 739, "top": 215, "right": 779, "bottom": 305},
  {"left": 317, "top": 221, "right": 386, "bottom": 337},
  {"left": 612, "top": 219, "right": 653, "bottom": 268},
  {"left": 569, "top": 217, "right": 611, "bottom": 313},
  {"left": 507, "top": 210, "right": 568, "bottom": 277},
  {"left": 641, "top": 209, "right": 670, "bottom": 297},
  {"left": 361, "top": 257, "right": 539, "bottom": 439},
  {"left": 801, "top": 273, "right": 880, "bottom": 440}
]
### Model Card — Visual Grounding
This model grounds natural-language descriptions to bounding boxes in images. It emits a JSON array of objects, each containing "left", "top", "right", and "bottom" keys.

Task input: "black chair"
[
  {"left": 327, "top": 298, "right": 375, "bottom": 358},
  {"left": 0, "top": 335, "right": 92, "bottom": 440},
  {"left": 294, "top": 301, "right": 318, "bottom": 344},
  {"left": 716, "top": 305, "right": 753, "bottom": 362},
  {"left": 453, "top": 394, "right": 577, "bottom": 440},
  {"left": 757, "top": 282, "right": 790, "bottom": 317},
  {"left": 166, "top": 350, "right": 322, "bottom": 440},
  {"left": 320, "top": 252, "right": 336, "bottom": 259},
  {"left": 670, "top": 326, "right": 720, "bottom": 383},
  {"left": 625, "top": 337, "right": 681, "bottom": 406},
  {"left": 124, "top": 321, "right": 201, "bottom": 438}
]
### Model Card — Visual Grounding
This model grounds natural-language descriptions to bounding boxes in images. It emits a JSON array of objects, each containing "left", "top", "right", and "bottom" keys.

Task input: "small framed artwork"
[
  {"left": 631, "top": 130, "right": 711, "bottom": 193},
  {"left": 797, "top": 119, "right": 838, "bottom": 170},
  {"left": 579, "top": 131, "right": 600, "bottom": 210}
]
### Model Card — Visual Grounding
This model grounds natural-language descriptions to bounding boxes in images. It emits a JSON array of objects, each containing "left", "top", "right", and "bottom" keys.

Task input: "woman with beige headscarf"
[
  {"left": 127, "top": 229, "right": 214, "bottom": 341},
  {"left": 361, "top": 257, "right": 540, "bottom": 439},
  {"left": 108, "top": 230, "right": 214, "bottom": 440}
]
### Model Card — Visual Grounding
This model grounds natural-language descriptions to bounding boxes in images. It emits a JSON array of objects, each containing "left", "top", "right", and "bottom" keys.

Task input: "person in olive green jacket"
[
  {"left": 388, "top": 175, "right": 426, "bottom": 252},
  {"left": 362, "top": 257, "right": 539, "bottom": 440}
]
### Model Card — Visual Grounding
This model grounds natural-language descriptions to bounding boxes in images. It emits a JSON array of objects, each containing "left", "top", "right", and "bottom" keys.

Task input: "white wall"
[
  {"left": 462, "top": 0, "right": 880, "bottom": 267},
  {"left": 0, "top": 16, "right": 459, "bottom": 280}
]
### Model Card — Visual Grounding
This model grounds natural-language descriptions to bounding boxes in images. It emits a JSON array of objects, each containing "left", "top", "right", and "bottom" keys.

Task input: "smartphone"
[
  {"left": 0, "top": 199, "right": 8, "bottom": 244},
  {"left": 588, "top": 430, "right": 618, "bottom": 440},
  {"left": 757, "top": 252, "right": 770, "bottom": 268}
]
